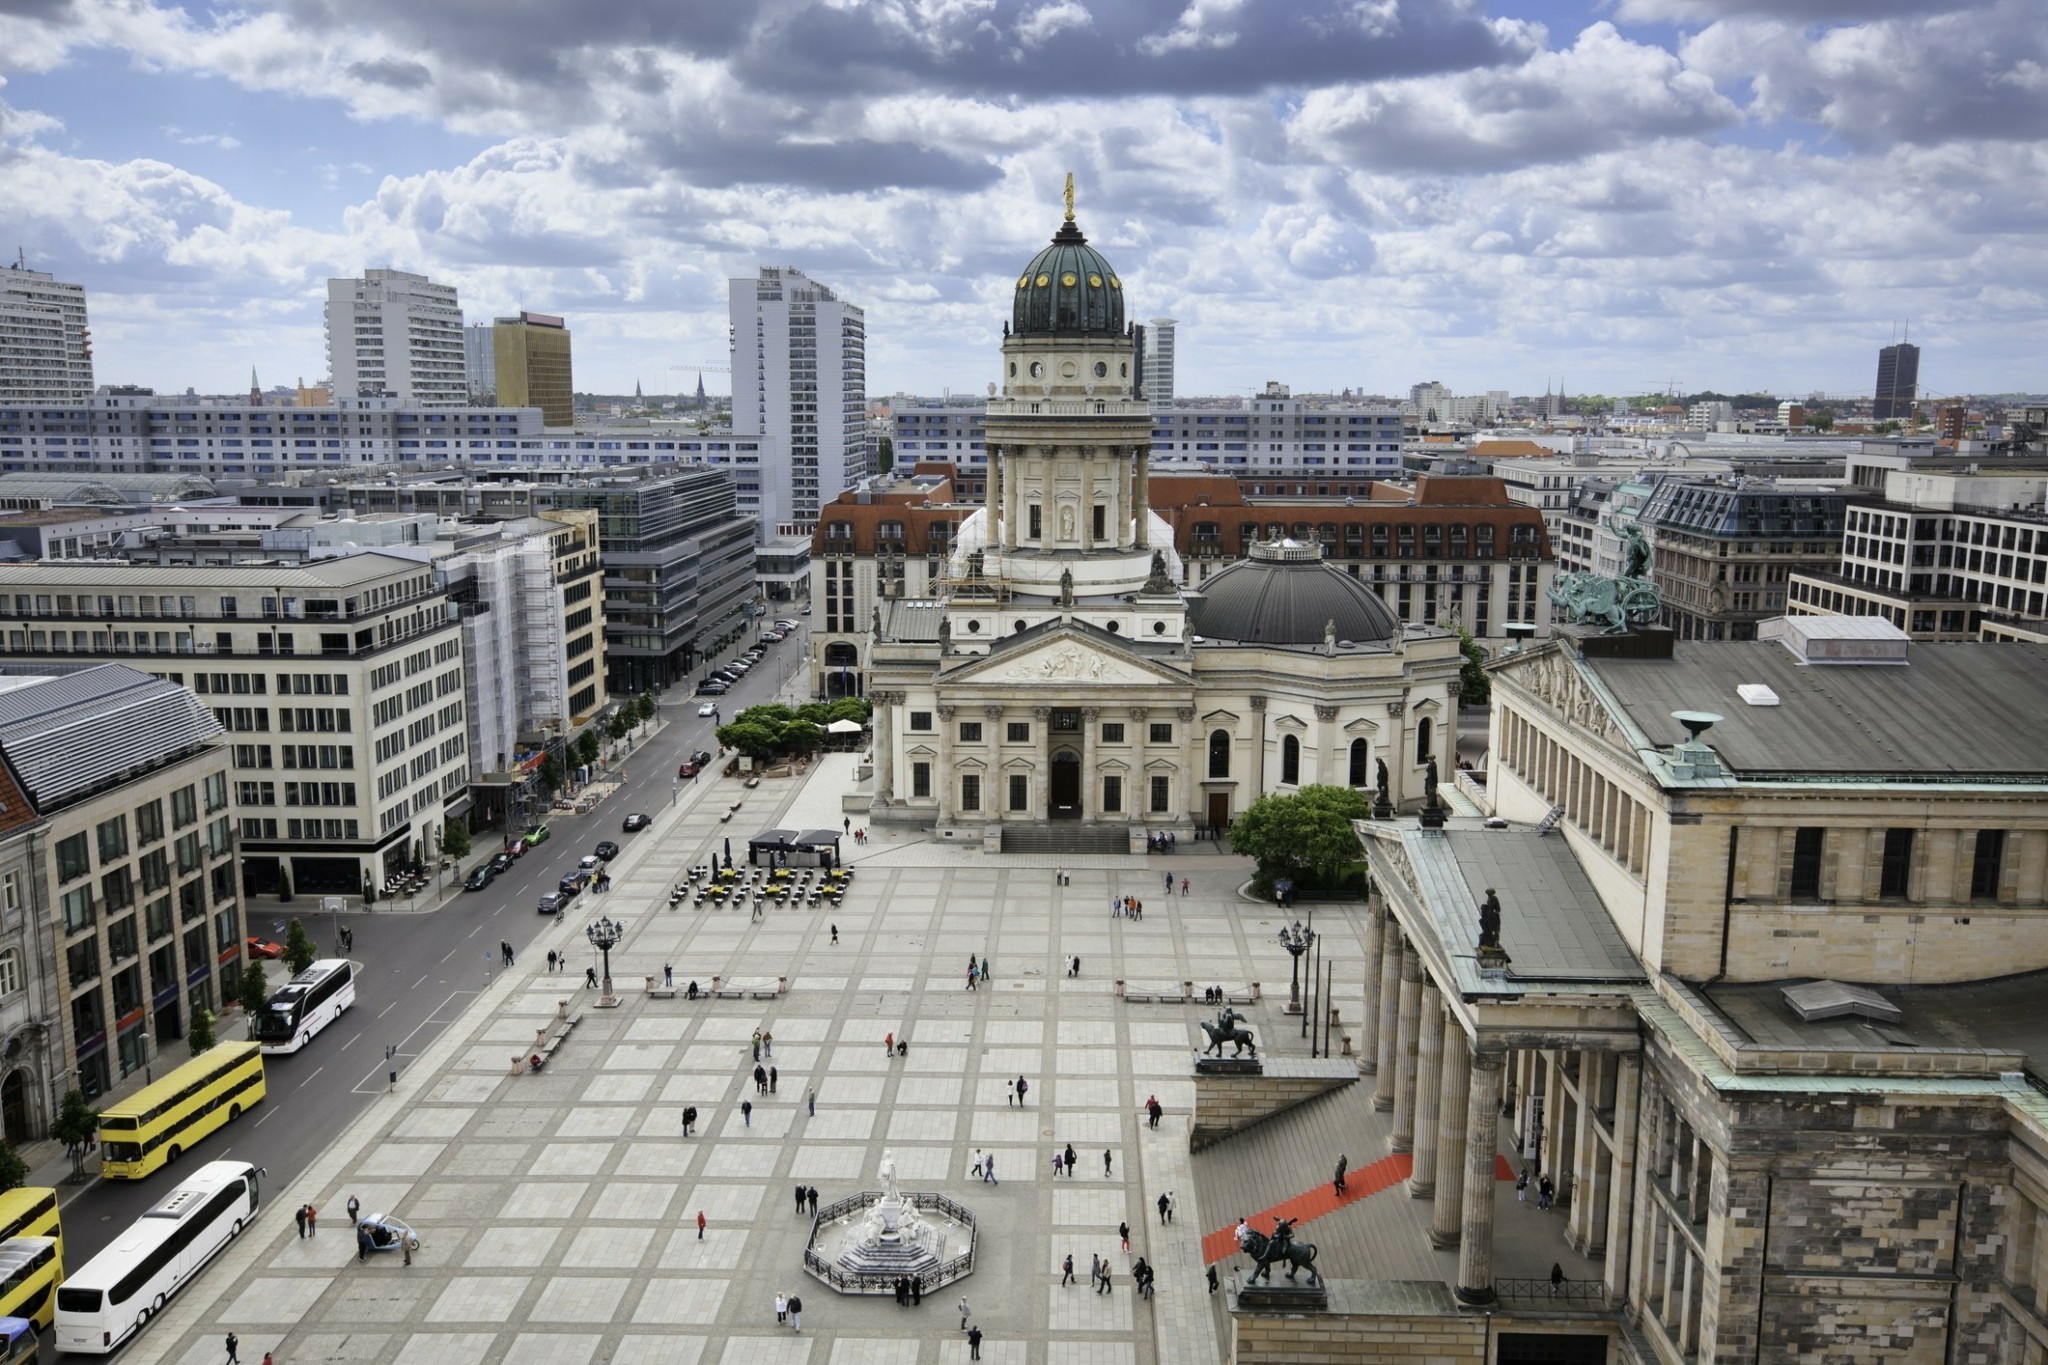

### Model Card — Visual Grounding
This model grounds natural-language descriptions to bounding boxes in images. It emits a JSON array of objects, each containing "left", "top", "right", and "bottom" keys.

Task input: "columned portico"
[
  {"left": 1409, "top": 981, "right": 1445, "bottom": 1195},
  {"left": 1456, "top": 1048, "right": 1505, "bottom": 1305}
]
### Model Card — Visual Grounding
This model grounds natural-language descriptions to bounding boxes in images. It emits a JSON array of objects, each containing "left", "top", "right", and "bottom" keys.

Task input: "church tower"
[{"left": 952, "top": 178, "right": 1178, "bottom": 642}]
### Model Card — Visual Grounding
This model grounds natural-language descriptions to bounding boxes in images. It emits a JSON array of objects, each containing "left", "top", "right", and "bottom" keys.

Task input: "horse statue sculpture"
[
  {"left": 1199, "top": 1006, "right": 1257, "bottom": 1058},
  {"left": 1243, "top": 1217, "right": 1320, "bottom": 1285},
  {"left": 1547, "top": 520, "right": 1662, "bottom": 635}
]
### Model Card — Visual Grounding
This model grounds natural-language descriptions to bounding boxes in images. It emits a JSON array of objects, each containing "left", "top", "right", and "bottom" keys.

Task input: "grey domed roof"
[
  {"left": 1187, "top": 540, "right": 1401, "bottom": 645},
  {"left": 1013, "top": 220, "right": 1125, "bottom": 336}
]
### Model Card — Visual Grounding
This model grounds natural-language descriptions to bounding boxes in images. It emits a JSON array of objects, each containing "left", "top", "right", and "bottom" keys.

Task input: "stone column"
[
  {"left": 1176, "top": 707, "right": 1195, "bottom": 826},
  {"left": 1081, "top": 707, "right": 1099, "bottom": 821},
  {"left": 1314, "top": 704, "right": 1339, "bottom": 788},
  {"left": 934, "top": 705, "right": 955, "bottom": 824},
  {"left": 873, "top": 691, "right": 897, "bottom": 802},
  {"left": 1568, "top": 1052, "right": 1603, "bottom": 1250},
  {"left": 1409, "top": 983, "right": 1445, "bottom": 1196},
  {"left": 1358, "top": 905, "right": 1385, "bottom": 1074},
  {"left": 986, "top": 445, "right": 1002, "bottom": 540},
  {"left": 1455, "top": 1048, "right": 1505, "bottom": 1305},
  {"left": 1031, "top": 706, "right": 1051, "bottom": 817},
  {"left": 1604, "top": 1053, "right": 1642, "bottom": 1303},
  {"left": 1429, "top": 1027, "right": 1472, "bottom": 1249},
  {"left": 1135, "top": 448, "right": 1150, "bottom": 549},
  {"left": 1390, "top": 943, "right": 1422, "bottom": 1152},
  {"left": 1079, "top": 451, "right": 1094, "bottom": 552},
  {"left": 1373, "top": 923, "right": 1403, "bottom": 1111},
  {"left": 1249, "top": 694, "right": 1268, "bottom": 797}
]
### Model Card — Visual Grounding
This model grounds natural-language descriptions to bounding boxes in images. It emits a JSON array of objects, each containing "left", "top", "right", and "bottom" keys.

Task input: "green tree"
[
  {"left": 608, "top": 711, "right": 634, "bottom": 742},
  {"left": 284, "top": 917, "right": 317, "bottom": 975},
  {"left": 1228, "top": 785, "right": 1373, "bottom": 899},
  {"left": 1874, "top": 419, "right": 1902, "bottom": 435},
  {"left": 1444, "top": 619, "right": 1491, "bottom": 706},
  {"left": 276, "top": 867, "right": 293, "bottom": 903},
  {"left": 781, "top": 720, "right": 824, "bottom": 754},
  {"left": 635, "top": 692, "right": 657, "bottom": 724},
  {"left": 827, "top": 697, "right": 872, "bottom": 725},
  {"left": 572, "top": 730, "right": 600, "bottom": 767},
  {"left": 0, "top": 1140, "right": 26, "bottom": 1193},
  {"left": 538, "top": 752, "right": 565, "bottom": 795},
  {"left": 1807, "top": 408, "right": 1835, "bottom": 431},
  {"left": 716, "top": 721, "right": 779, "bottom": 758},
  {"left": 51, "top": 1090, "right": 97, "bottom": 1181},
  {"left": 188, "top": 1009, "right": 217, "bottom": 1057},
  {"left": 877, "top": 436, "right": 894, "bottom": 475},
  {"left": 442, "top": 821, "right": 470, "bottom": 859},
  {"left": 796, "top": 702, "right": 831, "bottom": 726},
  {"left": 237, "top": 960, "right": 269, "bottom": 1017}
]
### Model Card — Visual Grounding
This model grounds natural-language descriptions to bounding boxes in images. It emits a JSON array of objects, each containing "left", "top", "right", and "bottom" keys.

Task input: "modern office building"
[
  {"left": 0, "top": 264, "right": 93, "bottom": 405},
  {"left": 462, "top": 324, "right": 496, "bottom": 405},
  {"left": 0, "top": 557, "right": 468, "bottom": 895},
  {"left": 492, "top": 312, "right": 573, "bottom": 427},
  {"left": 325, "top": 269, "right": 467, "bottom": 408},
  {"left": 0, "top": 664, "right": 243, "bottom": 1102},
  {"left": 729, "top": 266, "right": 868, "bottom": 534},
  {"left": 1139, "top": 316, "right": 1176, "bottom": 403},
  {"left": 330, "top": 466, "right": 755, "bottom": 693},
  {"left": 1874, "top": 340, "right": 1921, "bottom": 421}
]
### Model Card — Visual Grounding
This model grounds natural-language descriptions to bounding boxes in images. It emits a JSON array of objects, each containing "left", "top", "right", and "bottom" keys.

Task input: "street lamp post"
[
  {"left": 1278, "top": 921, "right": 1314, "bottom": 1016},
  {"left": 587, "top": 915, "right": 624, "bottom": 1009},
  {"left": 141, "top": 1031, "right": 151, "bottom": 1085}
]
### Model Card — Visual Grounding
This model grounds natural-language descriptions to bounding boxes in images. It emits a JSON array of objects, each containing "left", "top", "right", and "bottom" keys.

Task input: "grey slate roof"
[
  {"left": 1707, "top": 972, "right": 2048, "bottom": 1077},
  {"left": 1186, "top": 555, "right": 1399, "bottom": 645},
  {"left": 0, "top": 664, "right": 222, "bottom": 811},
  {"left": 1583, "top": 640, "right": 2048, "bottom": 779}
]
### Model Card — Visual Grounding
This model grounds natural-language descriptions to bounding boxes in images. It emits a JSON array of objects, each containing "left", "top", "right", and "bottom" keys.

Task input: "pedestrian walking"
[
  {"left": 1146, "top": 1095, "right": 1161, "bottom": 1128},
  {"left": 347, "top": 1195, "right": 361, "bottom": 1226},
  {"left": 1062, "top": 1253, "right": 1075, "bottom": 1286},
  {"left": 1158, "top": 1192, "right": 1171, "bottom": 1224},
  {"left": 1119, "top": 1220, "right": 1130, "bottom": 1252},
  {"left": 1516, "top": 1168, "right": 1530, "bottom": 1203},
  {"left": 1182, "top": 876, "right": 1190, "bottom": 896},
  {"left": 585, "top": 966, "right": 597, "bottom": 989},
  {"left": 967, "top": 1326, "right": 983, "bottom": 1361},
  {"left": 1091, "top": 1251, "right": 1102, "bottom": 1286},
  {"left": 225, "top": 1331, "right": 239, "bottom": 1363},
  {"left": 912, "top": 1275, "right": 922, "bottom": 1306},
  {"left": 770, "top": 1065, "right": 778, "bottom": 1093},
  {"left": 546, "top": 949, "right": 557, "bottom": 973},
  {"left": 885, "top": 1031, "right": 895, "bottom": 1056},
  {"left": 789, "top": 1292, "right": 803, "bottom": 1330},
  {"left": 1550, "top": 1263, "right": 1566, "bottom": 1296},
  {"left": 983, "top": 1151, "right": 997, "bottom": 1184},
  {"left": 1016, "top": 1075, "right": 1028, "bottom": 1105},
  {"left": 697, "top": 1210, "right": 706, "bottom": 1239},
  {"left": 1051, "top": 1149, "right": 1063, "bottom": 1178},
  {"left": 741, "top": 1099, "right": 753, "bottom": 1126},
  {"left": 775, "top": 1291, "right": 787, "bottom": 1325},
  {"left": 763, "top": 1030, "right": 773, "bottom": 1057},
  {"left": 357, "top": 1224, "right": 372, "bottom": 1262},
  {"left": 1063, "top": 1142, "right": 1076, "bottom": 1176},
  {"left": 894, "top": 1277, "right": 907, "bottom": 1307},
  {"left": 1334, "top": 1154, "right": 1349, "bottom": 1196},
  {"left": 972, "top": 1149, "right": 985, "bottom": 1179},
  {"left": 809, "top": 1186, "right": 820, "bottom": 1215},
  {"left": 830, "top": 924, "right": 839, "bottom": 944},
  {"left": 1007, "top": 1079, "right": 1016, "bottom": 1107},
  {"left": 958, "top": 1294, "right": 971, "bottom": 1329},
  {"left": 1104, "top": 1148, "right": 1113, "bottom": 1177},
  {"left": 1539, "top": 1174, "right": 1555, "bottom": 1211},
  {"left": 307, "top": 1204, "right": 317, "bottom": 1235},
  {"left": 295, "top": 1205, "right": 307, "bottom": 1239},
  {"left": 754, "top": 1064, "right": 768, "bottom": 1094},
  {"left": 796, "top": 1183, "right": 808, "bottom": 1215},
  {"left": 807, "top": 1086, "right": 816, "bottom": 1116},
  {"left": 682, "top": 1105, "right": 697, "bottom": 1136},
  {"left": 1207, "top": 1263, "right": 1220, "bottom": 1294},
  {"left": 752, "top": 1030, "right": 762, "bottom": 1061},
  {"left": 1166, "top": 1191, "right": 1176, "bottom": 1223},
  {"left": 1165, "top": 871, "right": 1173, "bottom": 893},
  {"left": 665, "top": 963, "right": 674, "bottom": 987},
  {"left": 1098, "top": 1263, "right": 1112, "bottom": 1295}
]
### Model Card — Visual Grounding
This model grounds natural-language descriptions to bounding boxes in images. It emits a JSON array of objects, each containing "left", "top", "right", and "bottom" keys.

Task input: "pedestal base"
[
  {"left": 596, "top": 993, "right": 620, "bottom": 1009},
  {"left": 1194, "top": 1054, "right": 1264, "bottom": 1076},
  {"left": 1238, "top": 1282, "right": 1328, "bottom": 1311}
]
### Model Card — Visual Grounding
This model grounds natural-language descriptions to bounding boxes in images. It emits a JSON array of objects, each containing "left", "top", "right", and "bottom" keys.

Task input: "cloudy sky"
[{"left": 1, "top": 0, "right": 2043, "bottom": 402}]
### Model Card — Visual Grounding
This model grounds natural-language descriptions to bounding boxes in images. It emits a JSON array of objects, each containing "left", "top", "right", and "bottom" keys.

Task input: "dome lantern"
[{"left": 1011, "top": 176, "right": 1125, "bottom": 337}]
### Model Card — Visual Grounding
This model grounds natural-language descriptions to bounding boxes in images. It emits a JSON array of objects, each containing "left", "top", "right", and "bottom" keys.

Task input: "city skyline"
[{"left": 1, "top": 0, "right": 2042, "bottom": 401}]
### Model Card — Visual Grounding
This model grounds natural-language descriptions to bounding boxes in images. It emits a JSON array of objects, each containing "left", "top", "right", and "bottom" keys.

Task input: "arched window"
[
  {"left": 1208, "top": 730, "right": 1231, "bottom": 779},
  {"left": 1417, "top": 718, "right": 1434, "bottom": 764},
  {"left": 1349, "top": 738, "right": 1369, "bottom": 787},
  {"left": 1281, "top": 735, "right": 1300, "bottom": 785},
  {"left": 0, "top": 949, "right": 18, "bottom": 998}
]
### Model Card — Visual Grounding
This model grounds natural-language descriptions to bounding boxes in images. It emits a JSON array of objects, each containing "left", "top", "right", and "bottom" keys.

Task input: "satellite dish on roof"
[{"left": 1671, "top": 710, "right": 1722, "bottom": 741}]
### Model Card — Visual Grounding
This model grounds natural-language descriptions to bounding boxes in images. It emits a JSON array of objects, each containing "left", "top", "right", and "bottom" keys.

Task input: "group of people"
[
  {"left": 1047, "top": 1142, "right": 1113, "bottom": 1178},
  {"left": 497, "top": 940, "right": 516, "bottom": 967},
  {"left": 792, "top": 1183, "right": 821, "bottom": 1216},
  {"left": 1162, "top": 872, "right": 1190, "bottom": 895},
  {"left": 1517, "top": 1165, "right": 1557, "bottom": 1211},
  {"left": 1111, "top": 895, "right": 1145, "bottom": 920},
  {"left": 1146, "top": 830, "right": 1178, "bottom": 853},
  {"left": 752, "top": 1062, "right": 778, "bottom": 1094},
  {"left": 772, "top": 1289, "right": 805, "bottom": 1331},
  {"left": 884, "top": 1031, "right": 909, "bottom": 1058},
  {"left": 1006, "top": 1075, "right": 1030, "bottom": 1106},
  {"left": 965, "top": 953, "right": 991, "bottom": 988},
  {"left": 890, "top": 1275, "right": 926, "bottom": 1305},
  {"left": 1145, "top": 1095, "right": 1164, "bottom": 1128}
]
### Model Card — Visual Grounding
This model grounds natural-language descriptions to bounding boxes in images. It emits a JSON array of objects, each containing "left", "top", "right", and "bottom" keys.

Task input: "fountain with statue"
[{"left": 803, "top": 1149, "right": 978, "bottom": 1295}]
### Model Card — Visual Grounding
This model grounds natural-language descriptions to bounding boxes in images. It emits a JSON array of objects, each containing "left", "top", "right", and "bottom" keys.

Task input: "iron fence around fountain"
[{"left": 803, "top": 1189, "right": 979, "bottom": 1294}]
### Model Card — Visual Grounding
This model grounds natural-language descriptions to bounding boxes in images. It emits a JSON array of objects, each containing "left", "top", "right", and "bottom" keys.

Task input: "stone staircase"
[{"left": 998, "top": 824, "right": 1132, "bottom": 855}]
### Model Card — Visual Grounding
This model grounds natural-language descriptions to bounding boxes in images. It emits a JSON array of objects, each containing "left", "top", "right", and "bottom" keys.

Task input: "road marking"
[
  {"left": 378, "top": 1002, "right": 396, "bottom": 1018},
  {"left": 254, "top": 1107, "right": 275, "bottom": 1127},
  {"left": 339, "top": 1032, "right": 361, "bottom": 1052},
  {"left": 466, "top": 923, "right": 482, "bottom": 938},
  {"left": 413, "top": 974, "right": 428, "bottom": 990},
  {"left": 438, "top": 947, "right": 456, "bottom": 963},
  {"left": 297, "top": 1067, "right": 323, "bottom": 1088}
]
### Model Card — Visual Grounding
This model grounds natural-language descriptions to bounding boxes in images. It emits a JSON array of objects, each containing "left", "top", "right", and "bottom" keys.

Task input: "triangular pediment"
[{"left": 940, "top": 621, "right": 1189, "bottom": 690}]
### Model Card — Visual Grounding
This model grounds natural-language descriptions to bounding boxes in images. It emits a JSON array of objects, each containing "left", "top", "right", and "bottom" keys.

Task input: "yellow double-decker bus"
[
  {"left": 0, "top": 1237, "right": 58, "bottom": 1331},
  {"left": 96, "top": 1042, "right": 265, "bottom": 1180},
  {"left": 0, "top": 1190, "right": 57, "bottom": 1256}
]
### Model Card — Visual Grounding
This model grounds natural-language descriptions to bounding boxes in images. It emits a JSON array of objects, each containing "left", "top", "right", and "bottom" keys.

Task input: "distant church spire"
[
  {"left": 249, "top": 366, "right": 262, "bottom": 408},
  {"left": 635, "top": 377, "right": 643, "bottom": 401},
  {"left": 696, "top": 371, "right": 707, "bottom": 407}
]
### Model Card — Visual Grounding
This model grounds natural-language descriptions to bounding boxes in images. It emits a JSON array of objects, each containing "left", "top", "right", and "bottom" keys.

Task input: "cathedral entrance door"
[
  {"left": 1049, "top": 751, "right": 1081, "bottom": 819},
  {"left": 1207, "top": 792, "right": 1231, "bottom": 836}
]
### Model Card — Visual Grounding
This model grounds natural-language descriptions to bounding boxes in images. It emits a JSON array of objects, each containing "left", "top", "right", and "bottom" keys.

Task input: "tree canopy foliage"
[
  {"left": 716, "top": 699, "right": 869, "bottom": 758},
  {"left": 1229, "top": 785, "right": 1372, "bottom": 898}
]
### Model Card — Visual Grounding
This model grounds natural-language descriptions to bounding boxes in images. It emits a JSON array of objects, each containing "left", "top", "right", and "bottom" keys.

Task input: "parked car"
[
  {"left": 759, "top": 630, "right": 785, "bottom": 643},
  {"left": 578, "top": 854, "right": 602, "bottom": 872},
  {"left": 557, "top": 871, "right": 588, "bottom": 897},
  {"left": 696, "top": 679, "right": 728, "bottom": 695},
  {"left": 774, "top": 619, "right": 798, "bottom": 630},
  {"left": 594, "top": 840, "right": 620, "bottom": 861},
  {"left": 538, "top": 892, "right": 567, "bottom": 915},
  {"left": 679, "top": 759, "right": 701, "bottom": 779},
  {"left": 506, "top": 837, "right": 528, "bottom": 859},
  {"left": 801, "top": 604, "right": 812, "bottom": 614},
  {"left": 698, "top": 702, "right": 718, "bottom": 717},
  {"left": 692, "top": 748, "right": 713, "bottom": 768},
  {"left": 462, "top": 864, "right": 496, "bottom": 892},
  {"left": 526, "top": 823, "right": 551, "bottom": 846},
  {"left": 622, "top": 813, "right": 650, "bottom": 832},
  {"left": 490, "top": 851, "right": 514, "bottom": 874},
  {"left": 245, "top": 935, "right": 284, "bottom": 959}
]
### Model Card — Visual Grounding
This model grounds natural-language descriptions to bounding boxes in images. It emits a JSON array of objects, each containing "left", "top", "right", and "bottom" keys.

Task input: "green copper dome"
[{"left": 1012, "top": 219, "right": 1126, "bottom": 337}]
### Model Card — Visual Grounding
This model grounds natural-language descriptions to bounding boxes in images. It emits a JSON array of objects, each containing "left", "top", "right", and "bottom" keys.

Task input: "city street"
[{"left": 51, "top": 620, "right": 810, "bottom": 1269}]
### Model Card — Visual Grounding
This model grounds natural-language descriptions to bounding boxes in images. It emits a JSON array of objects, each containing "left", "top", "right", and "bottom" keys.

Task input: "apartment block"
[
  {"left": 730, "top": 267, "right": 868, "bottom": 534},
  {"left": 0, "top": 664, "right": 243, "bottom": 1102},
  {"left": 0, "top": 557, "right": 466, "bottom": 896},
  {"left": 326, "top": 269, "right": 467, "bottom": 408},
  {"left": 1638, "top": 475, "right": 1849, "bottom": 641},
  {"left": 0, "top": 265, "right": 93, "bottom": 404},
  {"left": 493, "top": 312, "right": 573, "bottom": 427}
]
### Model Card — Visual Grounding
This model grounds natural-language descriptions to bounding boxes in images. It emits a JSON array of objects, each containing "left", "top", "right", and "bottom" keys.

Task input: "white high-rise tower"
[
  {"left": 0, "top": 261, "right": 94, "bottom": 403},
  {"left": 326, "top": 269, "right": 467, "bottom": 407},
  {"left": 1141, "top": 317, "right": 1176, "bottom": 404},
  {"left": 729, "top": 266, "right": 867, "bottom": 536}
]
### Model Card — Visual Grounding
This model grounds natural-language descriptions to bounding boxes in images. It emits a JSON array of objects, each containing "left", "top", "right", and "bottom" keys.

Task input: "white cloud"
[
  {"left": 162, "top": 127, "right": 241, "bottom": 149},
  {"left": 1015, "top": 1, "right": 1093, "bottom": 50}
]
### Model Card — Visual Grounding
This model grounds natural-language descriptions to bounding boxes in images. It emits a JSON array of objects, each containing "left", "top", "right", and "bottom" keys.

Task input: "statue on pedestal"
[
  {"left": 1058, "top": 565, "right": 1075, "bottom": 608},
  {"left": 1478, "top": 888, "right": 1502, "bottom": 950}
]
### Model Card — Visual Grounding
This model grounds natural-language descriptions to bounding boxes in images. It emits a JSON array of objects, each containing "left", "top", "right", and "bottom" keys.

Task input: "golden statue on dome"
[{"left": 1063, "top": 172, "right": 1075, "bottom": 222}]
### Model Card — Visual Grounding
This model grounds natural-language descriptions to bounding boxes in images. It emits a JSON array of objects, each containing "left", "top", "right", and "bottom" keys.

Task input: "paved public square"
[{"left": 123, "top": 753, "right": 1582, "bottom": 1364}]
